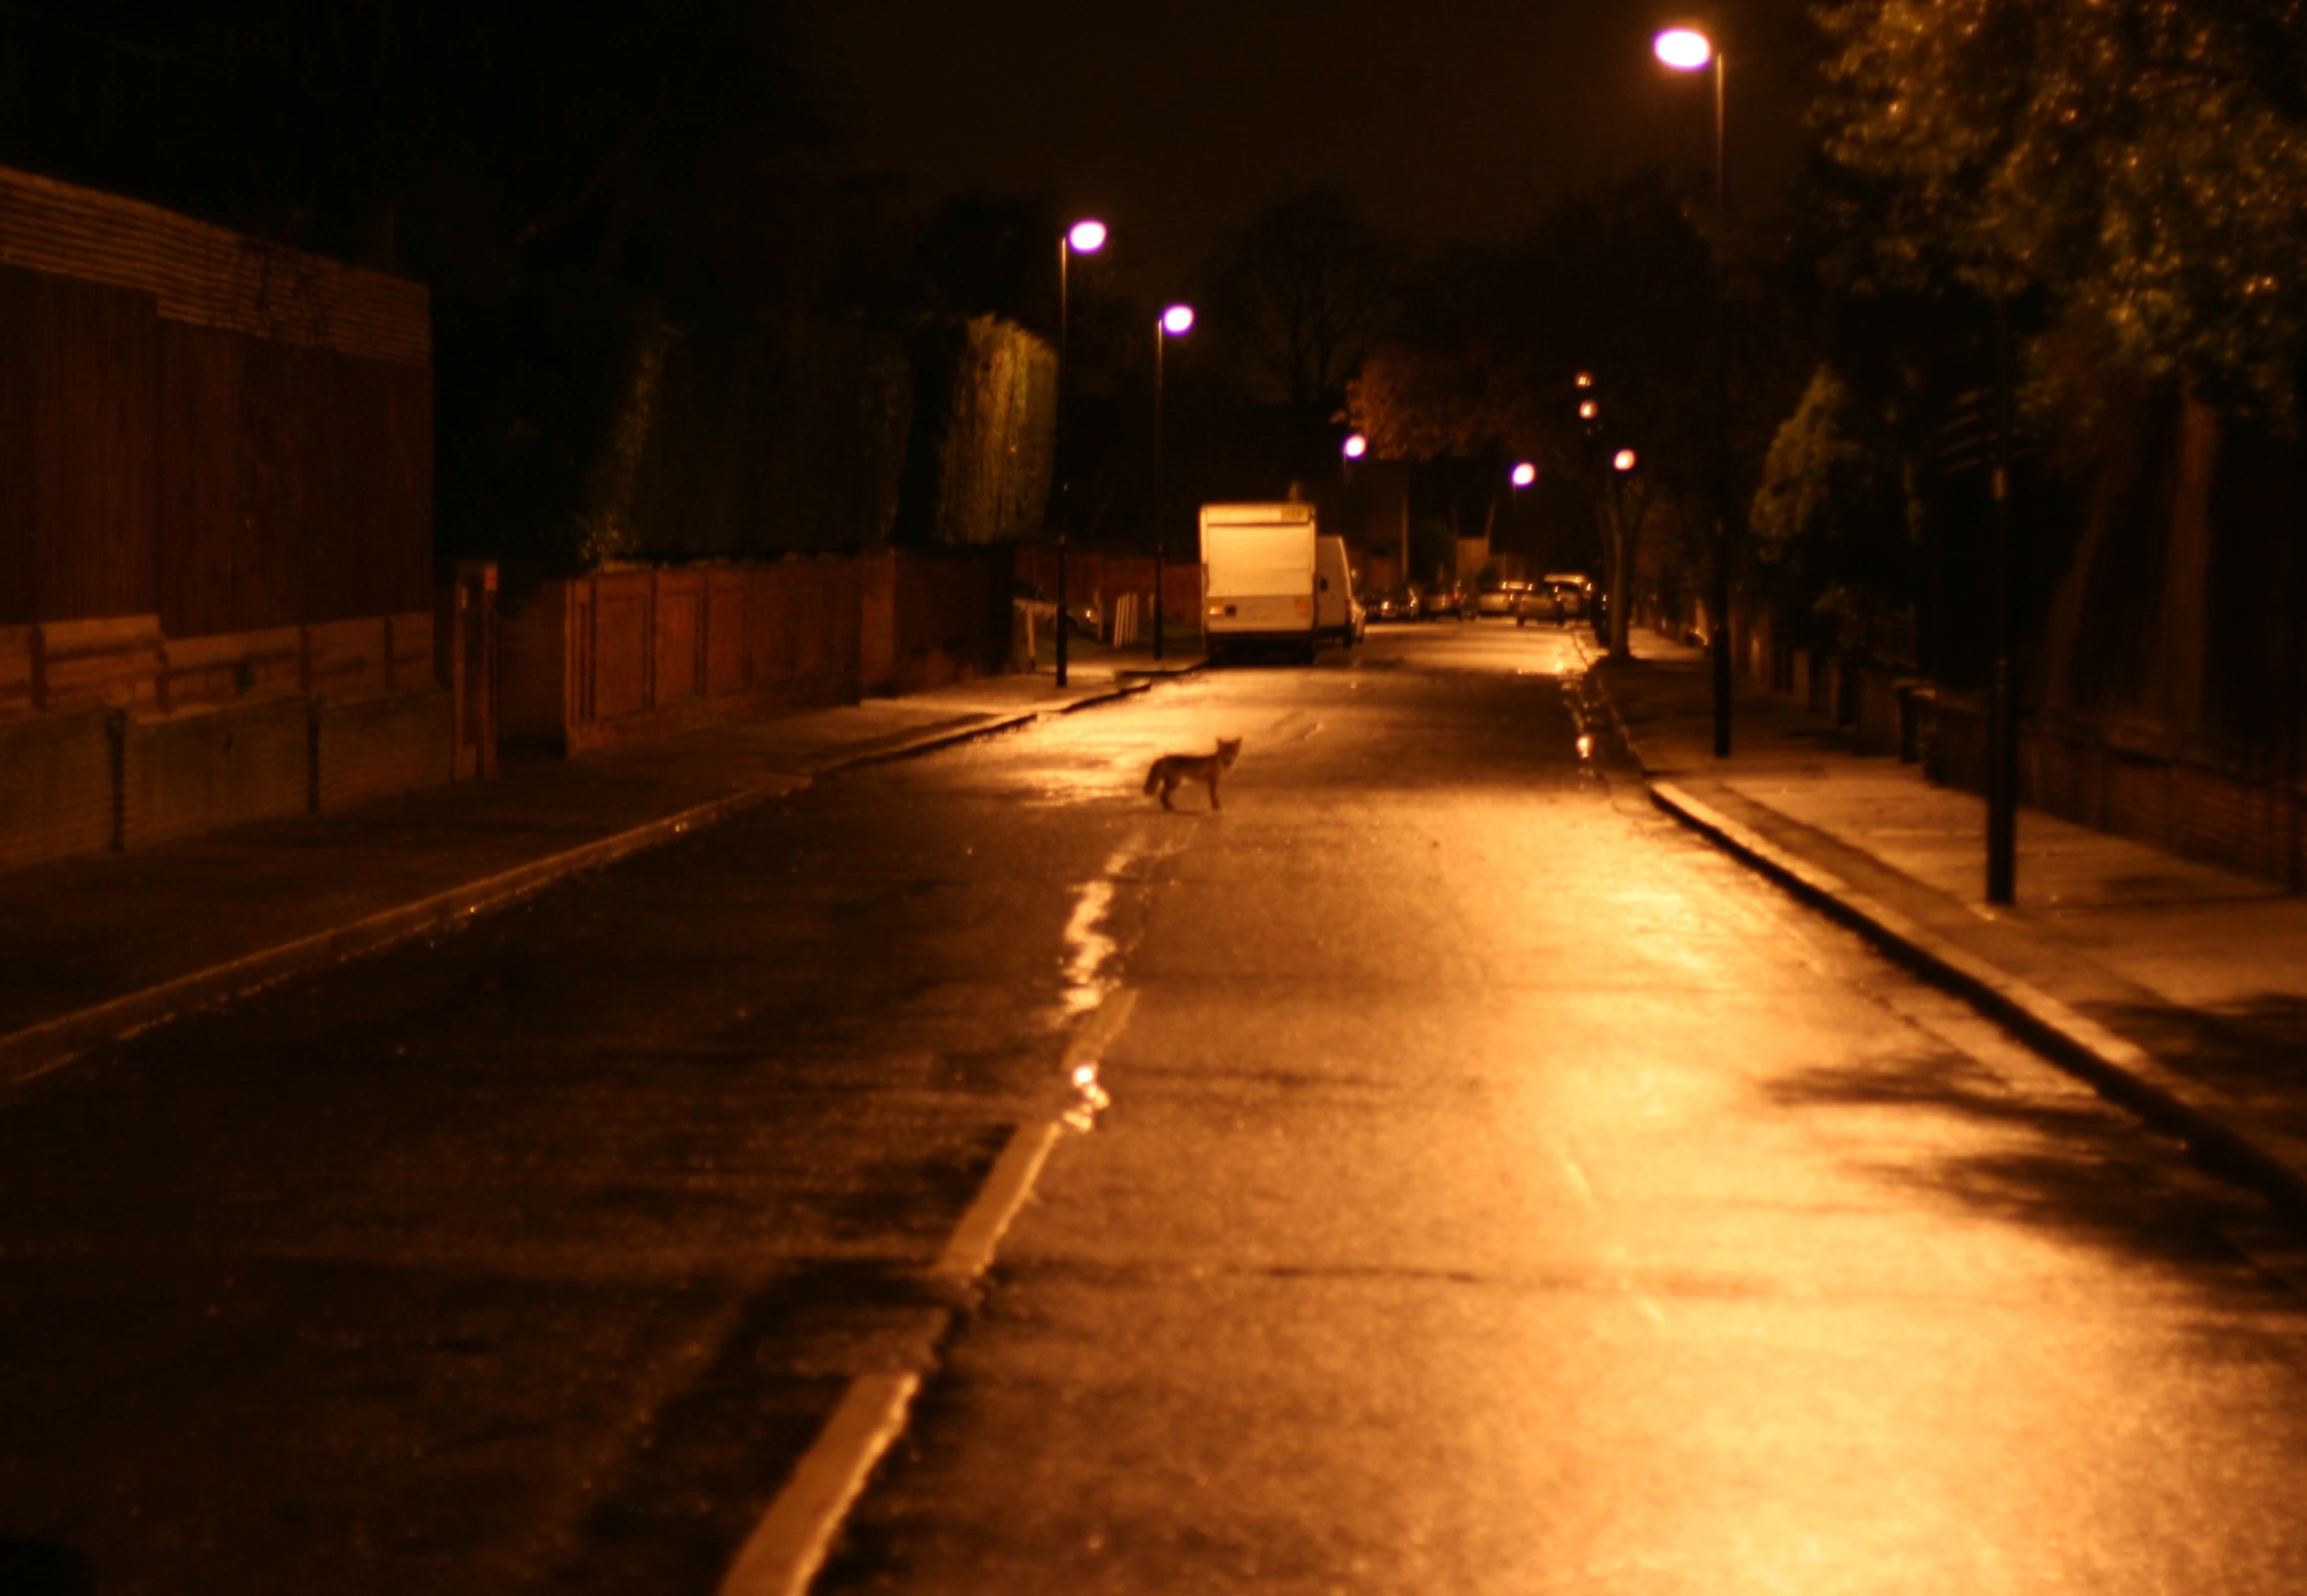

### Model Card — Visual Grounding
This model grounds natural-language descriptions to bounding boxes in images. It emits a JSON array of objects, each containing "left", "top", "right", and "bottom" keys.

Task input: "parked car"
[
  {"left": 1514, "top": 584, "right": 1566, "bottom": 627},
  {"left": 1367, "top": 587, "right": 1418, "bottom": 623},
  {"left": 1475, "top": 580, "right": 1529, "bottom": 618},
  {"left": 1419, "top": 582, "right": 1470, "bottom": 621},
  {"left": 1540, "top": 573, "right": 1592, "bottom": 620}
]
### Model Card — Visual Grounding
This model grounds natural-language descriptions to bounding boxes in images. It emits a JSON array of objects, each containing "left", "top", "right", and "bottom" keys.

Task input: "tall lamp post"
[
  {"left": 1510, "top": 459, "right": 1537, "bottom": 573},
  {"left": 1655, "top": 25, "right": 1733, "bottom": 759},
  {"left": 1341, "top": 432, "right": 1398, "bottom": 589},
  {"left": 1611, "top": 450, "right": 1639, "bottom": 593},
  {"left": 1578, "top": 391, "right": 1611, "bottom": 649},
  {"left": 1152, "top": 303, "right": 1194, "bottom": 663},
  {"left": 1055, "top": 218, "right": 1108, "bottom": 689}
]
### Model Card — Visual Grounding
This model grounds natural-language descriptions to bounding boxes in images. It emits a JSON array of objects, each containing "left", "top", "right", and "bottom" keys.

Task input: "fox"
[{"left": 1144, "top": 738, "right": 1242, "bottom": 810}]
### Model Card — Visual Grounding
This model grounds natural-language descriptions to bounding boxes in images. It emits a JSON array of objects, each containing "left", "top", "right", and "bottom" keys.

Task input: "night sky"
[{"left": 807, "top": 0, "right": 1808, "bottom": 292}]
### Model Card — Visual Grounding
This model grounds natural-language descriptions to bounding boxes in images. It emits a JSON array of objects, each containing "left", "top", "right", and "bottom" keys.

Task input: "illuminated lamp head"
[{"left": 1654, "top": 28, "right": 1714, "bottom": 71}]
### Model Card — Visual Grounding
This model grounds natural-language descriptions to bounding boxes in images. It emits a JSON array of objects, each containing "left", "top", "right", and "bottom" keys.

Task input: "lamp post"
[
  {"left": 1340, "top": 433, "right": 1397, "bottom": 590},
  {"left": 1578, "top": 391, "right": 1611, "bottom": 651},
  {"left": 1153, "top": 303, "right": 1194, "bottom": 663},
  {"left": 1655, "top": 25, "right": 1733, "bottom": 759},
  {"left": 1054, "top": 218, "right": 1108, "bottom": 689},
  {"left": 1611, "top": 449, "right": 1639, "bottom": 620},
  {"left": 1509, "top": 461, "right": 1537, "bottom": 597}
]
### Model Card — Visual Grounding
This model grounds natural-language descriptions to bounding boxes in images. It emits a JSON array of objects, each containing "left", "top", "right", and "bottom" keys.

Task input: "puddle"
[
  {"left": 1057, "top": 837, "right": 1153, "bottom": 1020},
  {"left": 1063, "top": 1060, "right": 1114, "bottom": 1131}
]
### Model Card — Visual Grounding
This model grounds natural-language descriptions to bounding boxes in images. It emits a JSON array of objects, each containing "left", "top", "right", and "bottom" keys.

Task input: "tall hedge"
[
  {"left": 892, "top": 315, "right": 1058, "bottom": 547},
  {"left": 437, "top": 297, "right": 1053, "bottom": 589}
]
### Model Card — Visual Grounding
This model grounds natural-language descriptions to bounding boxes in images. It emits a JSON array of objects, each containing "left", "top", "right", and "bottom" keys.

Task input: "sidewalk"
[
  {"left": 1579, "top": 627, "right": 2307, "bottom": 1219},
  {"left": 0, "top": 649, "right": 1200, "bottom": 1086}
]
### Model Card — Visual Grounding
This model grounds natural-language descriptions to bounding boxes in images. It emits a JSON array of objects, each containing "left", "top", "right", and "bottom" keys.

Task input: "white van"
[
  {"left": 1315, "top": 535, "right": 1363, "bottom": 648},
  {"left": 1202, "top": 502, "right": 1318, "bottom": 660}
]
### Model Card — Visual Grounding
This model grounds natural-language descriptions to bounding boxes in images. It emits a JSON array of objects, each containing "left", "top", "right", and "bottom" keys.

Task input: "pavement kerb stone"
[
  {"left": 0, "top": 780, "right": 803, "bottom": 1089},
  {"left": 0, "top": 682, "right": 1169, "bottom": 1088},
  {"left": 1576, "top": 634, "right": 2307, "bottom": 1218},
  {"left": 798, "top": 708, "right": 1052, "bottom": 775},
  {"left": 1644, "top": 776, "right": 2307, "bottom": 1223},
  {"left": 1059, "top": 680, "right": 1159, "bottom": 712}
]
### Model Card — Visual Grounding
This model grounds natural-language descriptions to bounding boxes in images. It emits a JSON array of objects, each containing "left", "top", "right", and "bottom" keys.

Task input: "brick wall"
[
  {"left": 1921, "top": 693, "right": 2305, "bottom": 887},
  {"left": 1698, "top": 596, "right": 2306, "bottom": 889}
]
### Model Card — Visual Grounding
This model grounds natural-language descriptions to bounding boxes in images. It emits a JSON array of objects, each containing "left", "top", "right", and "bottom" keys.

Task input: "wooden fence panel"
[
  {"left": 707, "top": 572, "right": 748, "bottom": 697},
  {"left": 593, "top": 576, "right": 651, "bottom": 724},
  {"left": 0, "top": 265, "right": 159, "bottom": 625},
  {"left": 1, "top": 164, "right": 432, "bottom": 637},
  {"left": 656, "top": 570, "right": 702, "bottom": 704}
]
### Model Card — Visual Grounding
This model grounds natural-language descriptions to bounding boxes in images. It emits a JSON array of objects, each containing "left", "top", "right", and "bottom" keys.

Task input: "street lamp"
[
  {"left": 1341, "top": 432, "right": 1368, "bottom": 461},
  {"left": 1578, "top": 390, "right": 1611, "bottom": 644},
  {"left": 1655, "top": 23, "right": 1733, "bottom": 759},
  {"left": 1507, "top": 462, "right": 1539, "bottom": 580},
  {"left": 1153, "top": 303, "right": 1194, "bottom": 663},
  {"left": 1054, "top": 218, "right": 1108, "bottom": 688}
]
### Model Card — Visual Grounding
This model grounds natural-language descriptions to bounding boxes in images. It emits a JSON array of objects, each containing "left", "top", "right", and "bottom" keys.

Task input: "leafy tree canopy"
[
  {"left": 1816, "top": 0, "right": 2307, "bottom": 416},
  {"left": 1347, "top": 171, "right": 1714, "bottom": 492}
]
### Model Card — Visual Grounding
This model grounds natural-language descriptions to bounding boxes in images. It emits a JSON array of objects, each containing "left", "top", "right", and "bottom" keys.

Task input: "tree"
[
  {"left": 1344, "top": 172, "right": 1718, "bottom": 656},
  {"left": 1202, "top": 190, "right": 1406, "bottom": 448},
  {"left": 1749, "top": 365, "right": 1916, "bottom": 651},
  {"left": 1816, "top": 0, "right": 2307, "bottom": 418}
]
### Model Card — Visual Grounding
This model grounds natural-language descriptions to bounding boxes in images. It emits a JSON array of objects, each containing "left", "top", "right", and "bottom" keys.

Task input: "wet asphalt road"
[{"left": 6, "top": 622, "right": 2307, "bottom": 1593}]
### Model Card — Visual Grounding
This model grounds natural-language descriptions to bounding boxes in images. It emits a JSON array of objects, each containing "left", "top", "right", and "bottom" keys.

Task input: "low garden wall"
[
  {"left": 1643, "top": 592, "right": 2307, "bottom": 889},
  {"left": 0, "top": 601, "right": 473, "bottom": 872}
]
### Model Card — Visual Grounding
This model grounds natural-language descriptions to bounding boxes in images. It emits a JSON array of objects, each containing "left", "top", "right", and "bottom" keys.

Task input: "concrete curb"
[
  {"left": 716, "top": 984, "right": 1142, "bottom": 1596},
  {"left": 1646, "top": 778, "right": 2307, "bottom": 1222},
  {"left": 0, "top": 779, "right": 802, "bottom": 1089},
  {"left": 1571, "top": 640, "right": 2307, "bottom": 1220},
  {"left": 0, "top": 684, "right": 1167, "bottom": 1088}
]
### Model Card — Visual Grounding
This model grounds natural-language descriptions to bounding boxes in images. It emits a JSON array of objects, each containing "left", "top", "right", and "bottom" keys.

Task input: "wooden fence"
[
  {"left": 1013, "top": 548, "right": 1204, "bottom": 641},
  {"left": 500, "top": 549, "right": 1015, "bottom": 756},
  {"left": 0, "top": 162, "right": 432, "bottom": 636}
]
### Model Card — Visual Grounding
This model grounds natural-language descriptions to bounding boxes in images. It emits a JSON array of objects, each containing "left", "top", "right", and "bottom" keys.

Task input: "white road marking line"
[
  {"left": 939, "top": 987, "right": 1137, "bottom": 1286},
  {"left": 1561, "top": 1158, "right": 1595, "bottom": 1204},
  {"left": 931, "top": 1119, "right": 1068, "bottom": 1285},
  {"left": 718, "top": 1372, "right": 921, "bottom": 1596},
  {"left": 721, "top": 986, "right": 1144, "bottom": 1596},
  {"left": 1058, "top": 832, "right": 1149, "bottom": 1018}
]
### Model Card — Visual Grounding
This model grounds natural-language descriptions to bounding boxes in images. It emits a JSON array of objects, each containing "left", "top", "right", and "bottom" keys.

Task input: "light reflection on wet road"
[{"left": 822, "top": 623, "right": 2307, "bottom": 1594}]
